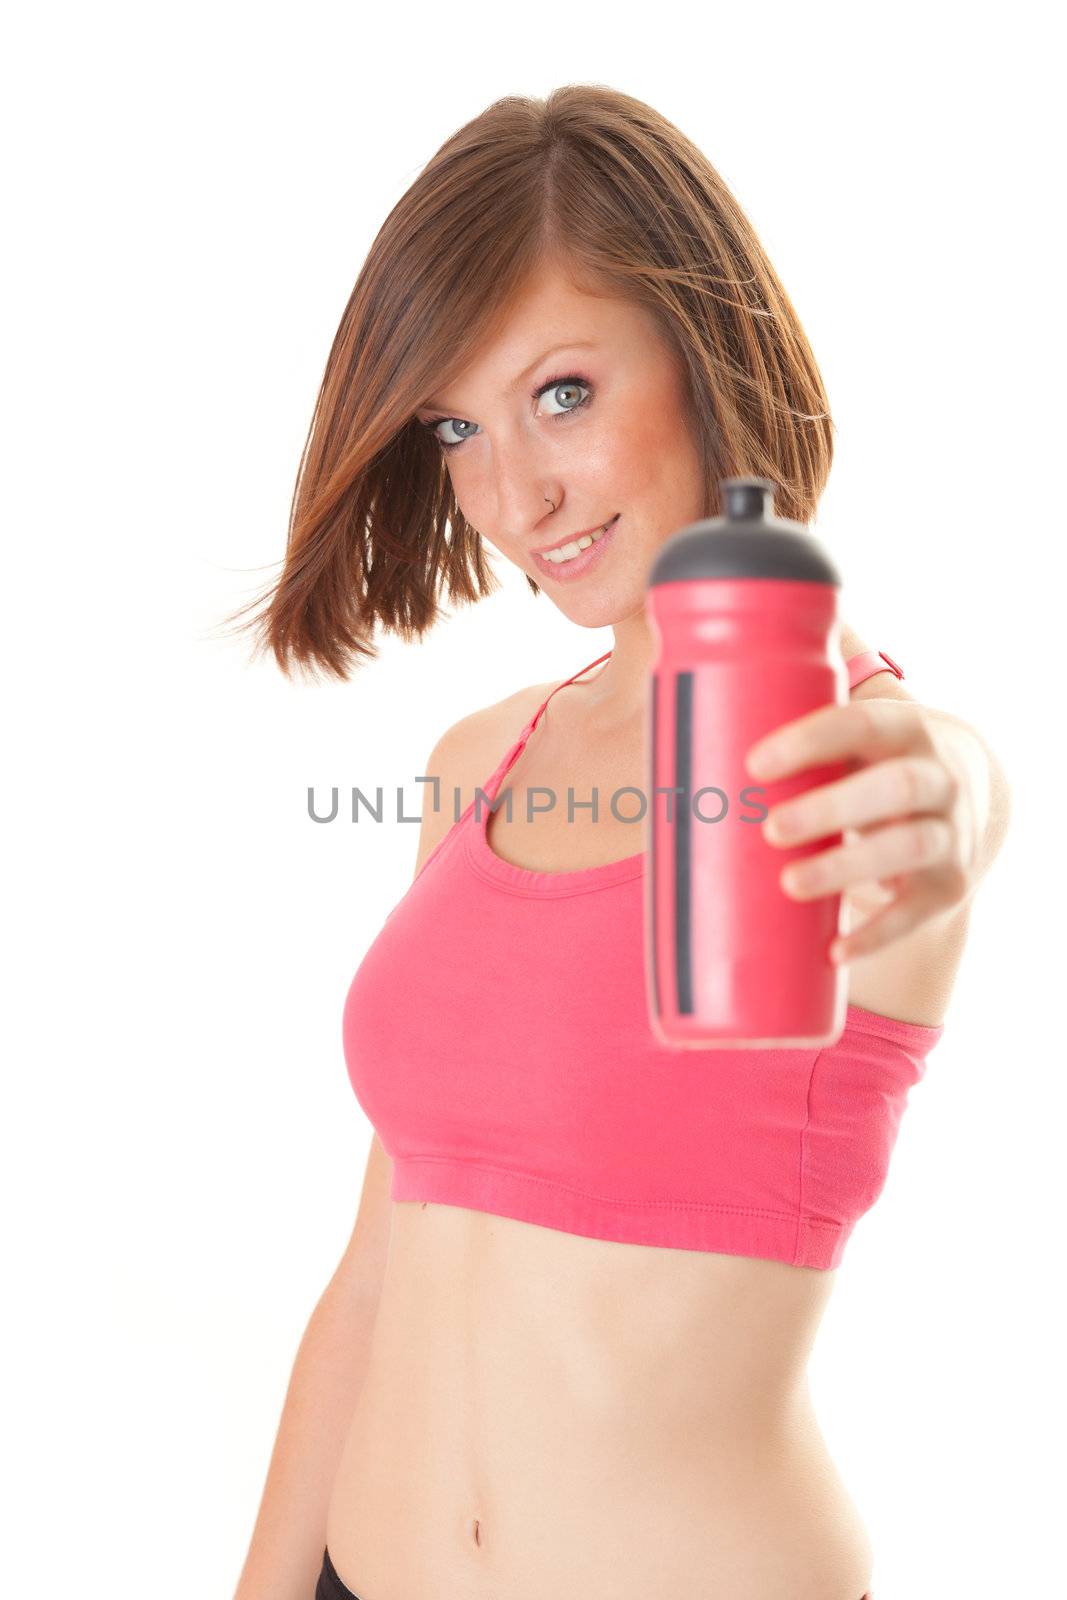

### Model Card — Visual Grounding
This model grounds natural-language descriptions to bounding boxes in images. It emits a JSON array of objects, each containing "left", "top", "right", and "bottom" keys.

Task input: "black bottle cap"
[{"left": 647, "top": 476, "right": 841, "bottom": 587}]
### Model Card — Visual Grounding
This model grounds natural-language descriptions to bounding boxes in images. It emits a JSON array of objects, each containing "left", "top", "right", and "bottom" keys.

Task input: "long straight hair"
[{"left": 222, "top": 85, "right": 834, "bottom": 682}]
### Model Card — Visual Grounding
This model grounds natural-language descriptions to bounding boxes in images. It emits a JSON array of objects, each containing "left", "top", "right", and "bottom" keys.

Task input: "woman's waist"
[
  {"left": 351, "top": 1310, "right": 828, "bottom": 1480},
  {"left": 329, "top": 1363, "right": 872, "bottom": 1600},
  {"left": 378, "top": 1200, "right": 835, "bottom": 1424},
  {"left": 329, "top": 1206, "right": 871, "bottom": 1600}
]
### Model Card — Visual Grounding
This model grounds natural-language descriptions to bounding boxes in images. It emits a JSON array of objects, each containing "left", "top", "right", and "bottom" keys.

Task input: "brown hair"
[{"left": 220, "top": 85, "right": 834, "bottom": 682}]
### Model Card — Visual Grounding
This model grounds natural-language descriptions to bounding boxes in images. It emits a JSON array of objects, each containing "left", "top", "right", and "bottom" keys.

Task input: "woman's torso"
[
  {"left": 326, "top": 1203, "right": 873, "bottom": 1599},
  {"left": 325, "top": 668, "right": 922, "bottom": 1599}
]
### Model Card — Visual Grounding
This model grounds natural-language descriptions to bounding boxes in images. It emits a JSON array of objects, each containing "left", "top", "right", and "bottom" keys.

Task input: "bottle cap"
[{"left": 647, "top": 476, "right": 841, "bottom": 587}]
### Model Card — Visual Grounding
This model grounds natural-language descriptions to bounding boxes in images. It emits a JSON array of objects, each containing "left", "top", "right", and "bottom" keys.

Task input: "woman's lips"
[{"left": 533, "top": 514, "right": 621, "bottom": 582}]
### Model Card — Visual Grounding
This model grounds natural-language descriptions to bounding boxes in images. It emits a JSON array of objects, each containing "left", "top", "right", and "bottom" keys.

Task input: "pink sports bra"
[{"left": 342, "top": 646, "right": 944, "bottom": 1270}]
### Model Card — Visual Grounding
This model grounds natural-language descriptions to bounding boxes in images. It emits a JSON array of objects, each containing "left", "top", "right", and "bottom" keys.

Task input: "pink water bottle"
[{"left": 644, "top": 476, "right": 850, "bottom": 1050}]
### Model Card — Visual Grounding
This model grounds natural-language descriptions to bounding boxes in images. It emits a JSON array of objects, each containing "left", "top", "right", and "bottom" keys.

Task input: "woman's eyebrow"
[{"left": 420, "top": 340, "right": 597, "bottom": 413}]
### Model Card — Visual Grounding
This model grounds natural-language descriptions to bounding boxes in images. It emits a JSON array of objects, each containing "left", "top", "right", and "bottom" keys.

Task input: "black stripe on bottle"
[
  {"left": 675, "top": 672, "right": 693, "bottom": 1014},
  {"left": 648, "top": 673, "right": 660, "bottom": 1019}
]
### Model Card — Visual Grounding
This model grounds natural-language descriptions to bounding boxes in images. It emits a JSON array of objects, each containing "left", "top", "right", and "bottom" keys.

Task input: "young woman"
[{"left": 229, "top": 86, "right": 1010, "bottom": 1600}]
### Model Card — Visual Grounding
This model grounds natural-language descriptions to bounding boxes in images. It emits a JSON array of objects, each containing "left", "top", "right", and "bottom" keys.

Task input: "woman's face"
[{"left": 413, "top": 261, "right": 708, "bottom": 628}]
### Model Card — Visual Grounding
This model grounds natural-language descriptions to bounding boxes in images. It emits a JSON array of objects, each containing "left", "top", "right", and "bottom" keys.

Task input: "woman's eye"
[
  {"left": 429, "top": 416, "right": 479, "bottom": 450},
  {"left": 537, "top": 376, "right": 592, "bottom": 418},
  {"left": 419, "top": 374, "right": 594, "bottom": 453}
]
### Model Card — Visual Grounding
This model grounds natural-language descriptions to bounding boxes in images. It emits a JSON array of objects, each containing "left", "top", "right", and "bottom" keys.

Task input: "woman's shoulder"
[
  {"left": 412, "top": 679, "right": 556, "bottom": 876},
  {"left": 473, "top": 677, "right": 559, "bottom": 739},
  {"left": 429, "top": 678, "right": 556, "bottom": 775},
  {"left": 421, "top": 676, "right": 556, "bottom": 803}
]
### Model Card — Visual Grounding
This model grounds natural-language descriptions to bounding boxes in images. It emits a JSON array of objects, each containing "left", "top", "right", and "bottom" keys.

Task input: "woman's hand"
[{"left": 745, "top": 700, "right": 980, "bottom": 965}]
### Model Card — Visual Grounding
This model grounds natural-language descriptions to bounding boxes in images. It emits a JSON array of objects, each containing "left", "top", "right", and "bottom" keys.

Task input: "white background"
[{"left": 3, "top": 4, "right": 1063, "bottom": 1596}]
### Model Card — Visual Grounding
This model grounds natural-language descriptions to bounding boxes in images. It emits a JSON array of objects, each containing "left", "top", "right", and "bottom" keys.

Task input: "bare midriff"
[{"left": 324, "top": 1201, "right": 875, "bottom": 1600}]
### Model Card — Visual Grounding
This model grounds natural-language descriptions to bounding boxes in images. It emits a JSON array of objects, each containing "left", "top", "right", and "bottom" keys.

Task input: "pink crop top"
[{"left": 342, "top": 646, "right": 944, "bottom": 1270}]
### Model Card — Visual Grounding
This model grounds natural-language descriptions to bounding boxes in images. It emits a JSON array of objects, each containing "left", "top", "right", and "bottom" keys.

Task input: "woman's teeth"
[{"left": 543, "top": 517, "right": 616, "bottom": 564}]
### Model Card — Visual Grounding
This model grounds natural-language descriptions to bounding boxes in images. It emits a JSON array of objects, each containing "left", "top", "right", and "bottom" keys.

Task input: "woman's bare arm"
[{"left": 230, "top": 1132, "right": 394, "bottom": 1600}]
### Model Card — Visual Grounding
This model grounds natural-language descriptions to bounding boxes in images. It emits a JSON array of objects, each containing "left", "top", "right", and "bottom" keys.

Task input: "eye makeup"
[{"left": 417, "top": 373, "right": 595, "bottom": 452}]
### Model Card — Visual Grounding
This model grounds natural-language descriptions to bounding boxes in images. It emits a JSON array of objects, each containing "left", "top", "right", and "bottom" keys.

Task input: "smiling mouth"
[{"left": 538, "top": 515, "right": 619, "bottom": 565}]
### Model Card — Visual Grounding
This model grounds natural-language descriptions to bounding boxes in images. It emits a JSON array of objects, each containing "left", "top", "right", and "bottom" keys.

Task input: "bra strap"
[
  {"left": 526, "top": 647, "right": 903, "bottom": 706},
  {"left": 483, "top": 646, "right": 899, "bottom": 797},
  {"left": 524, "top": 649, "right": 614, "bottom": 736},
  {"left": 479, "top": 649, "right": 614, "bottom": 803}
]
